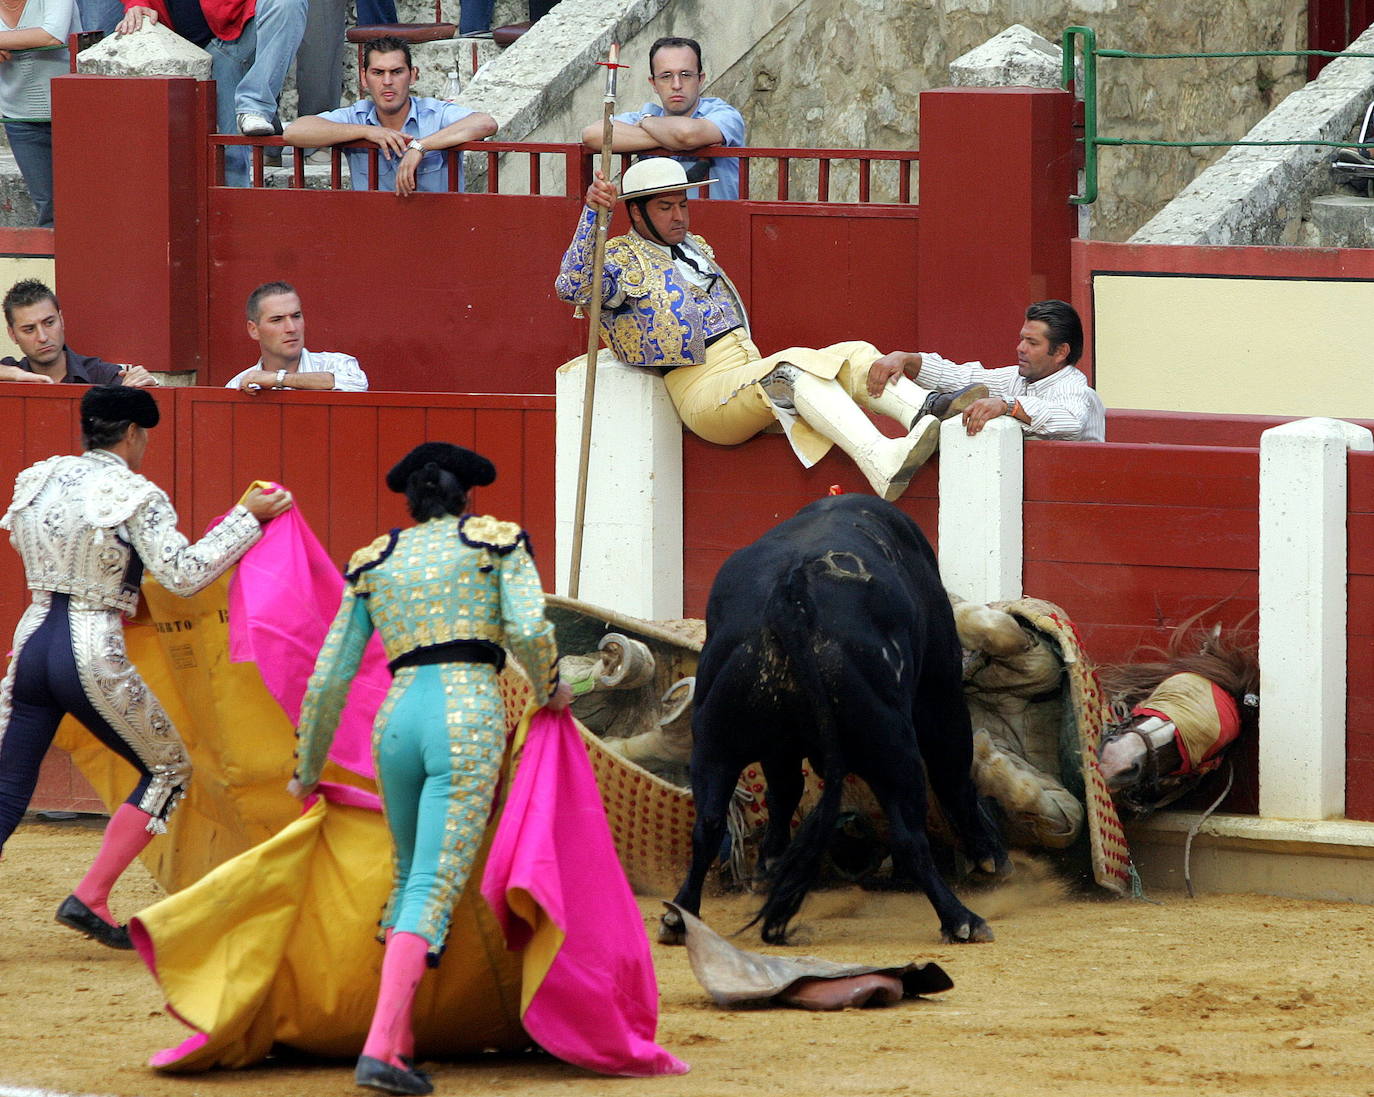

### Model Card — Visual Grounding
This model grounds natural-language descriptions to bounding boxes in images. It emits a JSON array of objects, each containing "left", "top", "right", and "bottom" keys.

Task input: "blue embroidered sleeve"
[
  {"left": 555, "top": 206, "right": 626, "bottom": 309},
  {"left": 497, "top": 543, "right": 558, "bottom": 705},
  {"left": 294, "top": 588, "right": 375, "bottom": 786}
]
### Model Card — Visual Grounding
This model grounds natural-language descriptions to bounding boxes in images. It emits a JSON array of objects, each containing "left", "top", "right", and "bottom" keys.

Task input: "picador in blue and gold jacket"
[{"left": 554, "top": 158, "right": 988, "bottom": 502}]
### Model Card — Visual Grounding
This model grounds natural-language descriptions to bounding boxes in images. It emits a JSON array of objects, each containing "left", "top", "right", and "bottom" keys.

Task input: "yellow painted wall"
[
  {"left": 1094, "top": 273, "right": 1374, "bottom": 417},
  {"left": 0, "top": 256, "right": 56, "bottom": 360}
]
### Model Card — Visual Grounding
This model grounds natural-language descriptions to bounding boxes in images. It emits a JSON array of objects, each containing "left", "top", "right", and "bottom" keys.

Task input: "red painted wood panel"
[
  {"left": 0, "top": 388, "right": 553, "bottom": 813},
  {"left": 1106, "top": 410, "right": 1304, "bottom": 447},
  {"left": 681, "top": 431, "right": 939, "bottom": 617},
  {"left": 203, "top": 191, "right": 919, "bottom": 396},
  {"left": 746, "top": 207, "right": 919, "bottom": 357}
]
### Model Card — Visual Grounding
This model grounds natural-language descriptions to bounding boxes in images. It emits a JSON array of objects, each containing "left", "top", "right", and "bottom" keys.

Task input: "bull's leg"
[
  {"left": 756, "top": 755, "right": 804, "bottom": 882},
  {"left": 914, "top": 667, "right": 1010, "bottom": 877},
  {"left": 658, "top": 753, "right": 740, "bottom": 946},
  {"left": 866, "top": 765, "right": 994, "bottom": 944}
]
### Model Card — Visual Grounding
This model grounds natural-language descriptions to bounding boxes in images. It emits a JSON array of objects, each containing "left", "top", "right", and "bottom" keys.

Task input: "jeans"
[
  {"left": 295, "top": 0, "right": 348, "bottom": 117},
  {"left": 5, "top": 121, "right": 53, "bottom": 228},
  {"left": 207, "top": 0, "right": 308, "bottom": 186},
  {"left": 76, "top": 0, "right": 124, "bottom": 33},
  {"left": 356, "top": 0, "right": 397, "bottom": 23},
  {"left": 459, "top": 0, "right": 494, "bottom": 34}
]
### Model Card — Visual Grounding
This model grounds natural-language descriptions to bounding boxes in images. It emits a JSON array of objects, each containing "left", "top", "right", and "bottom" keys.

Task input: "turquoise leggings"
[{"left": 373, "top": 663, "right": 506, "bottom": 954}]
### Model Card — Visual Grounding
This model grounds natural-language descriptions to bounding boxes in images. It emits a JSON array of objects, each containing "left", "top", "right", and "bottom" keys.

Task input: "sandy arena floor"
[{"left": 2, "top": 816, "right": 1372, "bottom": 1097}]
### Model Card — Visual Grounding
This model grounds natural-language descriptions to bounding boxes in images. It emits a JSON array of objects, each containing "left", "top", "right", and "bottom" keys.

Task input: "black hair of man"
[
  {"left": 246, "top": 280, "right": 298, "bottom": 323},
  {"left": 3, "top": 279, "right": 59, "bottom": 326},
  {"left": 363, "top": 34, "right": 413, "bottom": 70},
  {"left": 648, "top": 36, "right": 702, "bottom": 73},
  {"left": 81, "top": 384, "right": 159, "bottom": 449},
  {"left": 387, "top": 441, "right": 495, "bottom": 521},
  {"left": 1025, "top": 299, "right": 1084, "bottom": 366}
]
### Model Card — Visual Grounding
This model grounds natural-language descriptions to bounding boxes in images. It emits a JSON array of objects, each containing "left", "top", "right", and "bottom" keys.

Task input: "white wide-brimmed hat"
[{"left": 619, "top": 157, "right": 717, "bottom": 201}]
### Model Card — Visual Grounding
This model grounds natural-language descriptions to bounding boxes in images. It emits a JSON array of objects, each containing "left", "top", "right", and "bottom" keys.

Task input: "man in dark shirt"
[{"left": 0, "top": 280, "right": 158, "bottom": 386}]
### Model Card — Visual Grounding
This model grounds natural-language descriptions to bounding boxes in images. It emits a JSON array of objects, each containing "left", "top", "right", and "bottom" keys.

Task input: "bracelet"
[{"left": 275, "top": 369, "right": 287, "bottom": 389}]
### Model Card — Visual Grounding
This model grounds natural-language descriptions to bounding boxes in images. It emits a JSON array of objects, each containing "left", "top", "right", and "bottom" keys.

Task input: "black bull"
[{"left": 658, "top": 496, "right": 1009, "bottom": 946}]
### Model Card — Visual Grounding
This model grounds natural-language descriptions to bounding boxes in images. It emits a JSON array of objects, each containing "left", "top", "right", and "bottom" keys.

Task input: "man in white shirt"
[
  {"left": 865, "top": 300, "right": 1105, "bottom": 443},
  {"left": 225, "top": 281, "right": 368, "bottom": 393}
]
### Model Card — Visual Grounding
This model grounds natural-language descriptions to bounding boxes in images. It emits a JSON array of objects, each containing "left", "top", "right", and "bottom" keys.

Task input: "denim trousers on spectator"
[
  {"left": 355, "top": 0, "right": 397, "bottom": 24},
  {"left": 208, "top": 0, "right": 308, "bottom": 186},
  {"left": 5, "top": 122, "right": 53, "bottom": 228},
  {"left": 77, "top": 0, "right": 124, "bottom": 33},
  {"left": 459, "top": 0, "right": 494, "bottom": 34}
]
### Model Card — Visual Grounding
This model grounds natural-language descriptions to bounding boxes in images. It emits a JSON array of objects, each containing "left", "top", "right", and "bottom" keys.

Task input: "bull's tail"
[
  {"left": 753, "top": 759, "right": 846, "bottom": 943},
  {"left": 750, "top": 561, "right": 846, "bottom": 944}
]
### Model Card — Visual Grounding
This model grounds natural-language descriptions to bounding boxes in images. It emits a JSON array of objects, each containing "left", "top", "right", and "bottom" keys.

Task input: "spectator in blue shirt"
[
  {"left": 284, "top": 34, "right": 496, "bottom": 196},
  {"left": 582, "top": 36, "right": 745, "bottom": 200}
]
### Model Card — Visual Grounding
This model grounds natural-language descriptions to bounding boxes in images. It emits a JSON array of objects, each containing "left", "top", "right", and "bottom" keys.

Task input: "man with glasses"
[{"left": 581, "top": 36, "right": 744, "bottom": 200}]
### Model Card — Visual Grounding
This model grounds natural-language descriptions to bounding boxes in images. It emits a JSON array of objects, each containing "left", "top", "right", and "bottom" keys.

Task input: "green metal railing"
[{"left": 1061, "top": 25, "right": 1374, "bottom": 204}]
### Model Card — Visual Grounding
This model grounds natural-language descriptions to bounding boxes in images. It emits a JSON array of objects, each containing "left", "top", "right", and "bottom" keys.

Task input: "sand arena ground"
[{"left": 2, "top": 817, "right": 1372, "bottom": 1097}]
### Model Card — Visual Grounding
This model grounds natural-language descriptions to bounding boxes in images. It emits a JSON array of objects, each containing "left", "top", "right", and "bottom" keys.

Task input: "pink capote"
[
  {"left": 481, "top": 708, "right": 688, "bottom": 1077},
  {"left": 225, "top": 502, "right": 686, "bottom": 1076},
  {"left": 226, "top": 503, "right": 387, "bottom": 794}
]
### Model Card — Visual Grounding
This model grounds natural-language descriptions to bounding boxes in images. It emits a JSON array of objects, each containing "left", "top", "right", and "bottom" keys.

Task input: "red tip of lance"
[{"left": 598, "top": 42, "right": 627, "bottom": 69}]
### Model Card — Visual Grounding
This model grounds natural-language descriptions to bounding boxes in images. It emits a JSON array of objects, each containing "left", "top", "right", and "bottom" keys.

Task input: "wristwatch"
[
  {"left": 275, "top": 369, "right": 287, "bottom": 389},
  {"left": 406, "top": 139, "right": 425, "bottom": 155},
  {"left": 1003, "top": 396, "right": 1017, "bottom": 416}
]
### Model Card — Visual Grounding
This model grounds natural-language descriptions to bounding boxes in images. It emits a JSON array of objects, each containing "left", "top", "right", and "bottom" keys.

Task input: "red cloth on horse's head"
[{"left": 1132, "top": 674, "right": 1240, "bottom": 775}]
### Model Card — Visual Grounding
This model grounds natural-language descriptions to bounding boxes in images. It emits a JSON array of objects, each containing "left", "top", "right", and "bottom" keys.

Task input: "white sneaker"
[{"left": 237, "top": 111, "right": 277, "bottom": 137}]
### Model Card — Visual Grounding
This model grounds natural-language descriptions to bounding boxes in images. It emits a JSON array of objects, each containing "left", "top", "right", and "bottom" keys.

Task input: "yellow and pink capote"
[{"left": 58, "top": 493, "right": 685, "bottom": 1076}]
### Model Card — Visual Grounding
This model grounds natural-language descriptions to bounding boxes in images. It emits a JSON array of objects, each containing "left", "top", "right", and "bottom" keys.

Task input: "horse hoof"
[{"left": 657, "top": 911, "right": 686, "bottom": 946}]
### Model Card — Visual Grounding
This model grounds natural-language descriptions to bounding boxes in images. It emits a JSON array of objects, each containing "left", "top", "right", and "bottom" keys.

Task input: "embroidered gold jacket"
[
  {"left": 293, "top": 513, "right": 559, "bottom": 786},
  {"left": 554, "top": 206, "right": 749, "bottom": 369}
]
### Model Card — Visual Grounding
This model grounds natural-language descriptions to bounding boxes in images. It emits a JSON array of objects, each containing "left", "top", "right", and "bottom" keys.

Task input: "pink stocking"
[
  {"left": 72, "top": 803, "right": 155, "bottom": 925},
  {"left": 361, "top": 931, "right": 428, "bottom": 1068}
]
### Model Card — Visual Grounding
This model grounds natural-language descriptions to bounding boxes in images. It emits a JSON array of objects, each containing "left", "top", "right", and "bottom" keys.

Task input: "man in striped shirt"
[{"left": 865, "top": 300, "right": 1106, "bottom": 443}]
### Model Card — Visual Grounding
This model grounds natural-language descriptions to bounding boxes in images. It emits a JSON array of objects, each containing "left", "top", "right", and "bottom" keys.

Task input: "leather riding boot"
[
  {"left": 861, "top": 377, "right": 988, "bottom": 429},
  {"left": 790, "top": 373, "right": 940, "bottom": 502}
]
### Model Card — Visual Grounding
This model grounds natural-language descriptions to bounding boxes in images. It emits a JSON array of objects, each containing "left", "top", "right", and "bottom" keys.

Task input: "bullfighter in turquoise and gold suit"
[
  {"left": 554, "top": 158, "right": 987, "bottom": 502},
  {"left": 292, "top": 442, "right": 569, "bottom": 1096}
]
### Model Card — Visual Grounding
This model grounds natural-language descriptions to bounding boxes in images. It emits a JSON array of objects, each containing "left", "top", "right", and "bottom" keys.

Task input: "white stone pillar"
[
  {"left": 937, "top": 415, "right": 1023, "bottom": 603},
  {"left": 555, "top": 351, "right": 684, "bottom": 619},
  {"left": 1258, "top": 417, "right": 1374, "bottom": 819}
]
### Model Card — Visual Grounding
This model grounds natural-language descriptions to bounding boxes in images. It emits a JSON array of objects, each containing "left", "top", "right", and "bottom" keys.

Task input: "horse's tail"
[{"left": 750, "top": 559, "right": 847, "bottom": 944}]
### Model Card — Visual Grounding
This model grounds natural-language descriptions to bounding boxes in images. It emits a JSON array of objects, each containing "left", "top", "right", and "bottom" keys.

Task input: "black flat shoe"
[
  {"left": 355, "top": 1055, "right": 433, "bottom": 1095},
  {"left": 55, "top": 894, "right": 132, "bottom": 950}
]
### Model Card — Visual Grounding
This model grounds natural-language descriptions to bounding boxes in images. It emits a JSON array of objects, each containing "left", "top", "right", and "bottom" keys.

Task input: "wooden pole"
[{"left": 568, "top": 42, "right": 622, "bottom": 599}]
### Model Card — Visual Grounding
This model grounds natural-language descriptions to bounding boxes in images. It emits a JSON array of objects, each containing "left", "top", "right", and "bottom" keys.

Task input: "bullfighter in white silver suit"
[{"left": 0, "top": 385, "right": 292, "bottom": 947}]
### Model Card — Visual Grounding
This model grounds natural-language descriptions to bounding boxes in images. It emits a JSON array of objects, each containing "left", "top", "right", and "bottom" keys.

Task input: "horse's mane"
[{"left": 1099, "top": 611, "right": 1259, "bottom": 718}]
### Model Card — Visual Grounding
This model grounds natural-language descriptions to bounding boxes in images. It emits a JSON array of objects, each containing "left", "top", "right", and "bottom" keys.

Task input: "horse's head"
[{"left": 1097, "top": 670, "right": 1256, "bottom": 819}]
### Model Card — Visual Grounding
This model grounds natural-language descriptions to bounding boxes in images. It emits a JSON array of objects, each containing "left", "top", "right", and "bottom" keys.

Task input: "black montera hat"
[
  {"left": 386, "top": 442, "right": 496, "bottom": 494},
  {"left": 80, "top": 385, "right": 160, "bottom": 428}
]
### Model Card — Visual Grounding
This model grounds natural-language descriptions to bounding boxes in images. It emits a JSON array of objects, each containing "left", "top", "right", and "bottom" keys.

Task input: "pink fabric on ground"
[
  {"left": 481, "top": 709, "right": 688, "bottom": 1077},
  {"left": 225, "top": 502, "right": 389, "bottom": 782}
]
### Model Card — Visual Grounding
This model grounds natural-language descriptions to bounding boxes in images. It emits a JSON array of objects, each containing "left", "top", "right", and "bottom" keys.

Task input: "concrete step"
[{"left": 1303, "top": 192, "right": 1374, "bottom": 248}]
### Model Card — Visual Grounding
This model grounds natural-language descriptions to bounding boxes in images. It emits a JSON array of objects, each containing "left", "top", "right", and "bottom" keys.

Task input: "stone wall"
[
  {"left": 1131, "top": 21, "right": 1374, "bottom": 245},
  {"left": 704, "top": 0, "right": 1308, "bottom": 241}
]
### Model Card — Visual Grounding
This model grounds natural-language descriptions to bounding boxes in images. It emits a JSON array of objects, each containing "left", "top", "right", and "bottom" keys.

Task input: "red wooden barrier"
[
  {"left": 1, "top": 387, "right": 554, "bottom": 814},
  {"left": 1347, "top": 451, "right": 1374, "bottom": 819},
  {"left": 201, "top": 192, "right": 921, "bottom": 395}
]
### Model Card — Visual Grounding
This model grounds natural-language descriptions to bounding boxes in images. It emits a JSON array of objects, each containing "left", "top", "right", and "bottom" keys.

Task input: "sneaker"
[{"left": 237, "top": 111, "right": 278, "bottom": 137}]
